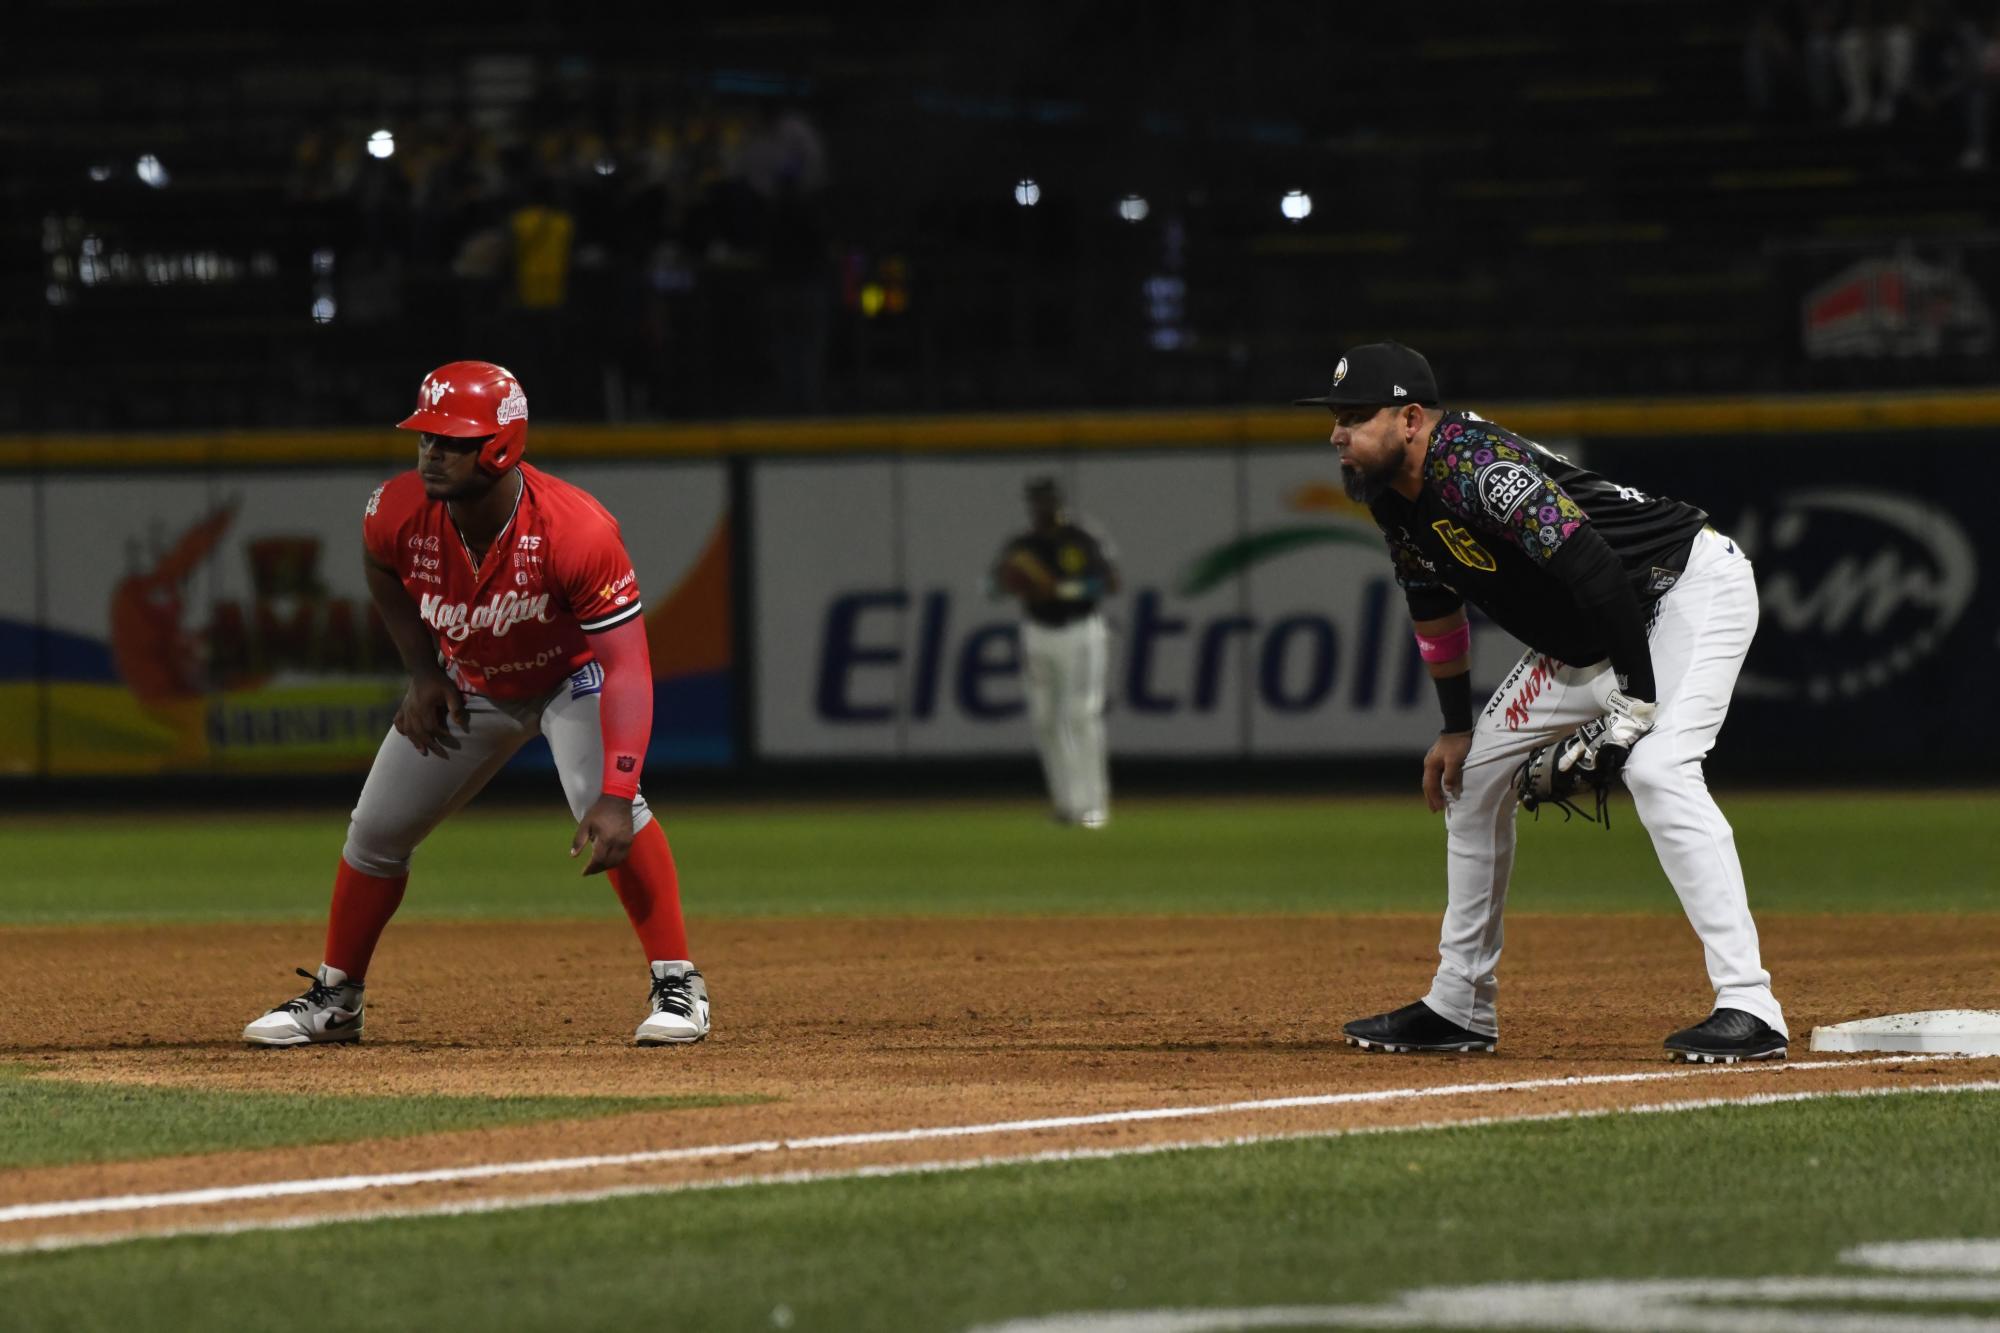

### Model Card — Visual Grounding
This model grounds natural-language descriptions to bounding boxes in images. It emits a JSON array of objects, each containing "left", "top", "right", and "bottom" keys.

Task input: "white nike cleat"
[
  {"left": 243, "top": 965, "right": 365, "bottom": 1047},
  {"left": 635, "top": 960, "right": 710, "bottom": 1045}
]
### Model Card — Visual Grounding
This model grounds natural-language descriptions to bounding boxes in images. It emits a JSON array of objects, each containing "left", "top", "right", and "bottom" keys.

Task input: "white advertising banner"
[
  {"left": 753, "top": 451, "right": 1527, "bottom": 758},
  {"left": 752, "top": 459, "right": 905, "bottom": 756}
]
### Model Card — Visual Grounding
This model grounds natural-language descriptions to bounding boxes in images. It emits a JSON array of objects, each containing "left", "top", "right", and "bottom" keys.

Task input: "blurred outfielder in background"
[{"left": 991, "top": 477, "right": 1121, "bottom": 827}]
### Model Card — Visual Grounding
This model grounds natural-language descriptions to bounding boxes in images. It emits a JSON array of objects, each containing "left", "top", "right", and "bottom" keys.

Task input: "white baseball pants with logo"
[
  {"left": 1425, "top": 529, "right": 1786, "bottom": 1038},
  {"left": 341, "top": 669, "right": 651, "bottom": 877},
  {"left": 1022, "top": 615, "right": 1110, "bottom": 824}
]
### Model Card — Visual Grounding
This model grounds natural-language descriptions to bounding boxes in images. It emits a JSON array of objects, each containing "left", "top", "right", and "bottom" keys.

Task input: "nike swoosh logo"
[{"left": 323, "top": 1013, "right": 359, "bottom": 1030}]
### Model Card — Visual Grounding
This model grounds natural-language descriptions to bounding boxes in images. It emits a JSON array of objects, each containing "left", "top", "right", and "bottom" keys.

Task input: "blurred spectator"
[
  {"left": 502, "top": 174, "right": 578, "bottom": 406},
  {"left": 1898, "top": 0, "right": 1990, "bottom": 168},
  {"left": 406, "top": 126, "right": 471, "bottom": 268},
  {"left": 1837, "top": 0, "right": 1916, "bottom": 125},
  {"left": 737, "top": 105, "right": 829, "bottom": 197},
  {"left": 751, "top": 105, "right": 833, "bottom": 413},
  {"left": 288, "top": 130, "right": 362, "bottom": 206},
  {"left": 1746, "top": 2, "right": 1804, "bottom": 118},
  {"left": 1747, "top": 1, "right": 1850, "bottom": 120},
  {"left": 1751, "top": 0, "right": 1985, "bottom": 158},
  {"left": 450, "top": 202, "right": 510, "bottom": 355},
  {"left": 766, "top": 178, "right": 832, "bottom": 414},
  {"left": 1802, "top": 0, "right": 1847, "bottom": 116},
  {"left": 1974, "top": 6, "right": 2000, "bottom": 167},
  {"left": 509, "top": 176, "right": 575, "bottom": 311}
]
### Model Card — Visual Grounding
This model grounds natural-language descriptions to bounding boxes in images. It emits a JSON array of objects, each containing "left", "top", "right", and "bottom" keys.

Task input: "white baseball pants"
[
  {"left": 1424, "top": 529, "right": 1786, "bottom": 1038},
  {"left": 341, "top": 670, "right": 652, "bottom": 877},
  {"left": 1021, "top": 615, "right": 1110, "bottom": 824}
]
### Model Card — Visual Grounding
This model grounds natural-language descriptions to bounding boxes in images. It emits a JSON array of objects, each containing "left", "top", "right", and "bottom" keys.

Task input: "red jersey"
[{"left": 362, "top": 463, "right": 643, "bottom": 699}]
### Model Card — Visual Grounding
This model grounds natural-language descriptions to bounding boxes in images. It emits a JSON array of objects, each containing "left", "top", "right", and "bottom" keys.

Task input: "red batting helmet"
[{"left": 396, "top": 360, "right": 528, "bottom": 474}]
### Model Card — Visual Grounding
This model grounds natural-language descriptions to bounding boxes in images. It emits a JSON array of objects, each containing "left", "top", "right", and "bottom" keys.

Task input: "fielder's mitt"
[{"left": 1513, "top": 717, "right": 1616, "bottom": 828}]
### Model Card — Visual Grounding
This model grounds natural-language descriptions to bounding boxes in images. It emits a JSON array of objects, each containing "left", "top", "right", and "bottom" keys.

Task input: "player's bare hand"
[
  {"left": 570, "top": 794, "right": 635, "bottom": 876},
  {"left": 394, "top": 670, "right": 468, "bottom": 756},
  {"left": 1422, "top": 731, "right": 1473, "bottom": 813}
]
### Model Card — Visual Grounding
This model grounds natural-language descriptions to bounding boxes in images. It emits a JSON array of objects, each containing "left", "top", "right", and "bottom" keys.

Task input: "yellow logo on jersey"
[
  {"left": 1058, "top": 545, "right": 1087, "bottom": 574},
  {"left": 1431, "top": 520, "right": 1497, "bottom": 572}
]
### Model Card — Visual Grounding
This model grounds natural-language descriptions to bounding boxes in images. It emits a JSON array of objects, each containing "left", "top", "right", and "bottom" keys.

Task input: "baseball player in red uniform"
[{"left": 244, "top": 360, "right": 708, "bottom": 1048}]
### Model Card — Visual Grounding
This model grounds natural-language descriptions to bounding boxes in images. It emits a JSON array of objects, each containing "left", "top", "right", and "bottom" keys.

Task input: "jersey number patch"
[{"left": 1431, "top": 520, "right": 1498, "bottom": 572}]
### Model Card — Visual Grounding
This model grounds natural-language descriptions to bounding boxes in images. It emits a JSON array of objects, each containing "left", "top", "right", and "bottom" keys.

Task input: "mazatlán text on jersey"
[{"left": 419, "top": 590, "right": 557, "bottom": 641}]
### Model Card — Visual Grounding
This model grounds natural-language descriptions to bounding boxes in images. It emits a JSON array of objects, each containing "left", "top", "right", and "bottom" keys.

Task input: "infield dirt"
[{"left": 3, "top": 913, "right": 1997, "bottom": 1247}]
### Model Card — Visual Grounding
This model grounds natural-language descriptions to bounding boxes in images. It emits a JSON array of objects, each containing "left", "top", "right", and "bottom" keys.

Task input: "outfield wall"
[{"left": 2, "top": 392, "right": 1994, "bottom": 778}]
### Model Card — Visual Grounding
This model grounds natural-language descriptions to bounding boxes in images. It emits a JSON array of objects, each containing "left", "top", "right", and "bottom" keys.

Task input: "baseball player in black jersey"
[
  {"left": 1297, "top": 342, "right": 1788, "bottom": 1063},
  {"left": 993, "top": 477, "right": 1121, "bottom": 827}
]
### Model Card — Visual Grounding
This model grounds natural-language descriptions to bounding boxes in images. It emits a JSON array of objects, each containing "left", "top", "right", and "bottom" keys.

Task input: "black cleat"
[
  {"left": 1343, "top": 1000, "right": 1496, "bottom": 1054},
  {"left": 1664, "top": 1008, "right": 1787, "bottom": 1064}
]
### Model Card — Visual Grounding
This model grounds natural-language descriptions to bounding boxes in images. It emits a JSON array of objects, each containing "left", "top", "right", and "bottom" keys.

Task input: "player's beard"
[{"left": 1341, "top": 458, "right": 1395, "bottom": 505}]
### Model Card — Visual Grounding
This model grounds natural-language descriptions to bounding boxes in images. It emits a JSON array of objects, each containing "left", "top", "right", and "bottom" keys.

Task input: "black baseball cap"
[{"left": 1292, "top": 341, "right": 1440, "bottom": 408}]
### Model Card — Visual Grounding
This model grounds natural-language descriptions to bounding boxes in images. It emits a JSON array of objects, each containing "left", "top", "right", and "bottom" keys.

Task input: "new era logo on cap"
[{"left": 1393, "top": 384, "right": 1408, "bottom": 398}]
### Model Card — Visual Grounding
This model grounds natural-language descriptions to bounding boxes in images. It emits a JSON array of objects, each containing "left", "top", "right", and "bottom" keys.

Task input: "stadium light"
[
  {"left": 367, "top": 129, "right": 395, "bottom": 160},
  {"left": 594, "top": 156, "right": 616, "bottom": 176},
  {"left": 136, "top": 154, "right": 169, "bottom": 188},
  {"left": 88, "top": 164, "right": 113, "bottom": 183},
  {"left": 1280, "top": 189, "right": 1312, "bottom": 222},
  {"left": 312, "top": 296, "right": 337, "bottom": 324},
  {"left": 1118, "top": 194, "right": 1149, "bottom": 223},
  {"left": 1014, "top": 178, "right": 1041, "bottom": 207}
]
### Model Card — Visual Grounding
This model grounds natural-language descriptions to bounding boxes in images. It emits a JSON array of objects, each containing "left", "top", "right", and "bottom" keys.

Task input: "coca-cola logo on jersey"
[
  {"left": 1732, "top": 488, "right": 1975, "bottom": 702},
  {"left": 418, "top": 590, "right": 556, "bottom": 641}
]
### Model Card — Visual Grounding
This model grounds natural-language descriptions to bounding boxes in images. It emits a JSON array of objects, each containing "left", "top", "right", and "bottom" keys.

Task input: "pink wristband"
[{"left": 1415, "top": 623, "right": 1471, "bottom": 663}]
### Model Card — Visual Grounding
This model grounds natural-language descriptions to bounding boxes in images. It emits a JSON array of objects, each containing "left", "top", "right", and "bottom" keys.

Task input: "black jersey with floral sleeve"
[{"left": 1369, "top": 411, "right": 1708, "bottom": 665}]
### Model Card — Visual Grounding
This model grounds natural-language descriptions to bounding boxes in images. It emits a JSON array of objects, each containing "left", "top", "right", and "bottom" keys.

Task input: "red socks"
[
  {"left": 320, "top": 822, "right": 685, "bottom": 980},
  {"left": 322, "top": 860, "right": 408, "bottom": 981},
  {"left": 609, "top": 819, "right": 691, "bottom": 962}
]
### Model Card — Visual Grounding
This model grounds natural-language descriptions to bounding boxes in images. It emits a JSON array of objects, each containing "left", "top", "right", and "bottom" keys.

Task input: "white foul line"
[
  {"left": 0, "top": 1052, "right": 1985, "bottom": 1228},
  {"left": 5, "top": 1078, "right": 1998, "bottom": 1258}
]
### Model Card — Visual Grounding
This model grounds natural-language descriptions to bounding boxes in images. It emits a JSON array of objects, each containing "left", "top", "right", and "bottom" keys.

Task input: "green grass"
[
  {"left": 4, "top": 1087, "right": 1996, "bottom": 1331},
  {"left": 0, "top": 1064, "right": 753, "bottom": 1169},
  {"left": 0, "top": 795, "right": 1993, "bottom": 924}
]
